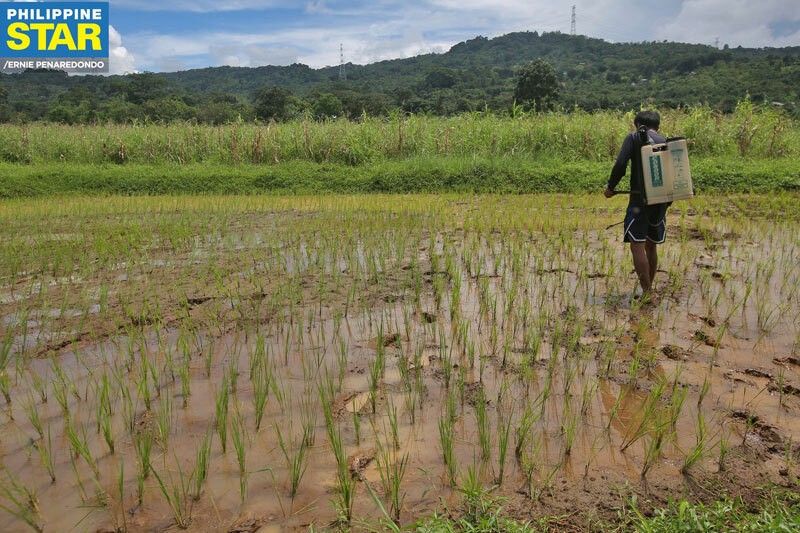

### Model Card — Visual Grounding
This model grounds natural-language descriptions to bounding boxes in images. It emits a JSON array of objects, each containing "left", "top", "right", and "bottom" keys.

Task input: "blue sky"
[{"left": 16, "top": 0, "right": 800, "bottom": 73}]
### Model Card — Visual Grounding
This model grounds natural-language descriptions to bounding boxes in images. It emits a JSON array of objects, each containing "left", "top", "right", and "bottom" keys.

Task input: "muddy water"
[{"left": 0, "top": 212, "right": 799, "bottom": 532}]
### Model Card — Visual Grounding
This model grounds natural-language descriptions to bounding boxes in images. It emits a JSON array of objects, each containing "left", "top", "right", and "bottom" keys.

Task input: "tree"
[
  {"left": 0, "top": 84, "right": 8, "bottom": 122},
  {"left": 312, "top": 93, "right": 343, "bottom": 119},
  {"left": 254, "top": 86, "right": 294, "bottom": 121},
  {"left": 98, "top": 96, "right": 141, "bottom": 123},
  {"left": 141, "top": 97, "right": 195, "bottom": 122},
  {"left": 124, "top": 73, "right": 166, "bottom": 105},
  {"left": 424, "top": 68, "right": 457, "bottom": 89},
  {"left": 514, "top": 59, "right": 559, "bottom": 111}
]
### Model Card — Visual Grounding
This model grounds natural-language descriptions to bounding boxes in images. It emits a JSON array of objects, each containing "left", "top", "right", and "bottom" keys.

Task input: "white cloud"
[
  {"left": 655, "top": 0, "right": 800, "bottom": 48},
  {"left": 111, "top": 0, "right": 292, "bottom": 12},
  {"left": 116, "top": 0, "right": 800, "bottom": 72},
  {"left": 122, "top": 1, "right": 565, "bottom": 72},
  {"left": 109, "top": 25, "right": 137, "bottom": 74}
]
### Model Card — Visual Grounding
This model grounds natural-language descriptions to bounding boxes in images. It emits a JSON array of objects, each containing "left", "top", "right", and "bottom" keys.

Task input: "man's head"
[{"left": 634, "top": 110, "right": 660, "bottom": 131}]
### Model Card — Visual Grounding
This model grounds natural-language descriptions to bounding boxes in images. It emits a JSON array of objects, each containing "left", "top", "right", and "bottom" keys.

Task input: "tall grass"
[{"left": 0, "top": 104, "right": 795, "bottom": 165}]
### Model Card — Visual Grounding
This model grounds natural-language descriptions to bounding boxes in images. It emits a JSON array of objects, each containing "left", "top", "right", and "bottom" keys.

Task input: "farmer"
[{"left": 604, "top": 110, "right": 667, "bottom": 299}]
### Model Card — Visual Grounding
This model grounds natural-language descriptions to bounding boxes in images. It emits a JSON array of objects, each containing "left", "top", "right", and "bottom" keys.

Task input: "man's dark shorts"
[{"left": 623, "top": 203, "right": 668, "bottom": 243}]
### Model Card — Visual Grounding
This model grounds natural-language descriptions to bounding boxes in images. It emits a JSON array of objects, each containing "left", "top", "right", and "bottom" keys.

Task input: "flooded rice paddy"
[{"left": 0, "top": 194, "right": 798, "bottom": 531}]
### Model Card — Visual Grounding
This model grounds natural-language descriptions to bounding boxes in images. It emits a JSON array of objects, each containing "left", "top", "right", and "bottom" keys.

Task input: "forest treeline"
[{"left": 0, "top": 31, "right": 798, "bottom": 124}]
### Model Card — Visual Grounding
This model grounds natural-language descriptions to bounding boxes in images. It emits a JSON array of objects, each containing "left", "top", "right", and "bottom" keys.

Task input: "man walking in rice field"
[{"left": 604, "top": 110, "right": 668, "bottom": 300}]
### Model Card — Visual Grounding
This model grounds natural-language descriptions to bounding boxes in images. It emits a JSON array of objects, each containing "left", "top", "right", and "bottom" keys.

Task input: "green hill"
[{"left": 1, "top": 31, "right": 798, "bottom": 123}]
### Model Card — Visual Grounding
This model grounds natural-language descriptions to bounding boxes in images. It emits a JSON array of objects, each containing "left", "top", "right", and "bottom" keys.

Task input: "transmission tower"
[
  {"left": 339, "top": 43, "right": 346, "bottom": 80},
  {"left": 570, "top": 5, "right": 576, "bottom": 36}
]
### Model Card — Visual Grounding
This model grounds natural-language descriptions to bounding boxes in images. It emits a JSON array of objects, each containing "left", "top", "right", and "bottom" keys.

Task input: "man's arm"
[{"left": 607, "top": 133, "right": 634, "bottom": 192}]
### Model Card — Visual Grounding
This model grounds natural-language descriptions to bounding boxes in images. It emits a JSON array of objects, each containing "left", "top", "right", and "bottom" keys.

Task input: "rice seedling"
[
  {"left": 37, "top": 425, "right": 56, "bottom": 484},
  {"left": 0, "top": 470, "right": 43, "bottom": 532},
  {"left": 0, "top": 191, "right": 797, "bottom": 530},
  {"left": 52, "top": 377, "right": 70, "bottom": 418},
  {"left": 276, "top": 423, "right": 310, "bottom": 500},
  {"left": 96, "top": 374, "right": 115, "bottom": 453},
  {"left": 111, "top": 460, "right": 128, "bottom": 533},
  {"left": 368, "top": 347, "right": 383, "bottom": 414},
  {"left": 621, "top": 379, "right": 667, "bottom": 453},
  {"left": 0, "top": 332, "right": 13, "bottom": 407},
  {"left": 514, "top": 404, "right": 537, "bottom": 463},
  {"left": 682, "top": 413, "right": 709, "bottom": 476},
  {"left": 191, "top": 431, "right": 213, "bottom": 501},
  {"left": 179, "top": 354, "right": 191, "bottom": 408},
  {"left": 320, "top": 379, "right": 355, "bottom": 523},
  {"left": 152, "top": 460, "right": 194, "bottom": 529},
  {"left": 697, "top": 373, "right": 711, "bottom": 407},
  {"left": 387, "top": 397, "right": 401, "bottom": 451},
  {"left": 640, "top": 413, "right": 671, "bottom": 481},
  {"left": 215, "top": 375, "right": 230, "bottom": 453},
  {"left": 65, "top": 416, "right": 99, "bottom": 478},
  {"left": 271, "top": 375, "right": 288, "bottom": 412},
  {"left": 230, "top": 405, "right": 249, "bottom": 503},
  {"left": 776, "top": 368, "right": 787, "bottom": 408},
  {"left": 251, "top": 360, "right": 271, "bottom": 432},
  {"left": 561, "top": 400, "right": 578, "bottom": 457},
  {"left": 438, "top": 413, "right": 457, "bottom": 486},
  {"left": 134, "top": 430, "right": 154, "bottom": 505},
  {"left": 136, "top": 363, "right": 153, "bottom": 412},
  {"left": 69, "top": 451, "right": 90, "bottom": 504},
  {"left": 27, "top": 370, "right": 48, "bottom": 404},
  {"left": 156, "top": 392, "right": 174, "bottom": 450},
  {"left": 496, "top": 400, "right": 514, "bottom": 485},
  {"left": 375, "top": 436, "right": 409, "bottom": 524},
  {"left": 23, "top": 396, "right": 44, "bottom": 441}
]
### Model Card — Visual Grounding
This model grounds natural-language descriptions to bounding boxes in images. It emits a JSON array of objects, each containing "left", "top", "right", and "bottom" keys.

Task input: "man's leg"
[
  {"left": 630, "top": 242, "right": 652, "bottom": 294},
  {"left": 645, "top": 240, "right": 658, "bottom": 285}
]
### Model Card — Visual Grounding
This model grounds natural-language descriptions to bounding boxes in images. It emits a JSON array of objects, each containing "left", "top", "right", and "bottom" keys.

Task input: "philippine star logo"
[{"left": 1, "top": 2, "right": 110, "bottom": 73}]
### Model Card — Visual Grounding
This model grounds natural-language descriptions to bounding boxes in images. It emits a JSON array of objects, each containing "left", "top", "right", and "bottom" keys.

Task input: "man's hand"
[{"left": 604, "top": 187, "right": 615, "bottom": 199}]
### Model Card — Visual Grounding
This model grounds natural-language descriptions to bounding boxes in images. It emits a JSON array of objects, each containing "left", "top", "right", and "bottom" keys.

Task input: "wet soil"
[{"left": 0, "top": 196, "right": 798, "bottom": 531}]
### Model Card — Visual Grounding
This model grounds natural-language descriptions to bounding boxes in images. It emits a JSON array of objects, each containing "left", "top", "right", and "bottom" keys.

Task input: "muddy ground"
[{"left": 0, "top": 195, "right": 798, "bottom": 532}]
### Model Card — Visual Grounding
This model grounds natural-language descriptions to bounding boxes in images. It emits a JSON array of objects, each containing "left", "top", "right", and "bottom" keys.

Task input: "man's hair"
[{"left": 634, "top": 110, "right": 660, "bottom": 130}]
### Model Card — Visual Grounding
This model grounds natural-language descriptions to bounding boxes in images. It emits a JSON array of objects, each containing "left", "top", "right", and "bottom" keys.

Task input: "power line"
[
  {"left": 570, "top": 5, "right": 576, "bottom": 36},
  {"left": 339, "top": 43, "right": 346, "bottom": 81}
]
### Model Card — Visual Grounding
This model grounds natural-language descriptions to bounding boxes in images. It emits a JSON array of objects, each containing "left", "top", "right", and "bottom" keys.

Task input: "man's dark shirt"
[{"left": 608, "top": 129, "right": 666, "bottom": 208}]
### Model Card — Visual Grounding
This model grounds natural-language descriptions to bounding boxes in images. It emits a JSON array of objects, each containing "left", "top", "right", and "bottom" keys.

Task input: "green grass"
[
  {"left": 622, "top": 492, "right": 800, "bottom": 533},
  {"left": 413, "top": 490, "right": 800, "bottom": 532},
  {"left": 0, "top": 104, "right": 798, "bottom": 197},
  {"left": 0, "top": 156, "right": 797, "bottom": 198},
  {"left": 0, "top": 104, "right": 796, "bottom": 165}
]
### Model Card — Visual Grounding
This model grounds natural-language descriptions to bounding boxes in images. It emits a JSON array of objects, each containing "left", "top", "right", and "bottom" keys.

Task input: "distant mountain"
[{"left": 2, "top": 31, "right": 798, "bottom": 122}]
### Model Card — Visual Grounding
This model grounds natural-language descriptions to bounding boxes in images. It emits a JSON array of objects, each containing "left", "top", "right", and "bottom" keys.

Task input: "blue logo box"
[{"left": 1, "top": 2, "right": 109, "bottom": 58}]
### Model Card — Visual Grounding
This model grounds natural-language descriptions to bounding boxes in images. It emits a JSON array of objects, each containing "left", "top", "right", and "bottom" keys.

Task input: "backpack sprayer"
[
  {"left": 639, "top": 128, "right": 694, "bottom": 205},
  {"left": 605, "top": 126, "right": 694, "bottom": 230}
]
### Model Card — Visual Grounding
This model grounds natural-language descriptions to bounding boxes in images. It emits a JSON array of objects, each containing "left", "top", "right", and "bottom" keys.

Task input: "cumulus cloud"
[
  {"left": 655, "top": 0, "right": 800, "bottom": 48},
  {"left": 109, "top": 26, "right": 137, "bottom": 74},
  {"left": 115, "top": 0, "right": 800, "bottom": 72},
  {"left": 112, "top": 0, "right": 291, "bottom": 12}
]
